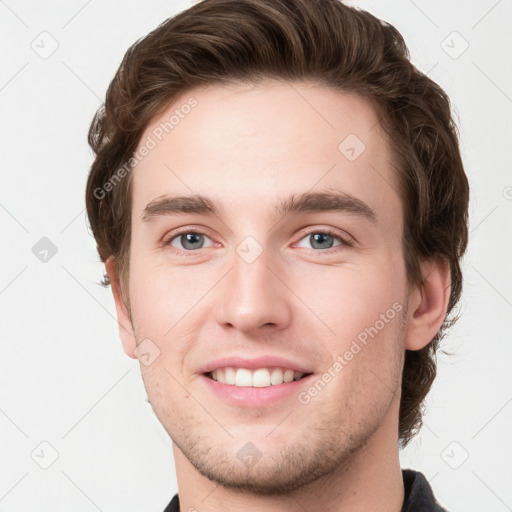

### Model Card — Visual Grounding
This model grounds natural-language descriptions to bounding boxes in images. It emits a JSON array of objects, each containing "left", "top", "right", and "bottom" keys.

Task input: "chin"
[{"left": 173, "top": 425, "right": 369, "bottom": 496}]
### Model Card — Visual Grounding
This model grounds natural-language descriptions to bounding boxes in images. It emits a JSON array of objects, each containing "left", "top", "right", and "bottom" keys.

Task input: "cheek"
[
  {"left": 294, "top": 261, "right": 404, "bottom": 343},
  {"left": 127, "top": 253, "right": 222, "bottom": 379},
  {"left": 128, "top": 274, "right": 169, "bottom": 339},
  {"left": 292, "top": 260, "right": 406, "bottom": 406},
  {"left": 128, "top": 248, "right": 201, "bottom": 337}
]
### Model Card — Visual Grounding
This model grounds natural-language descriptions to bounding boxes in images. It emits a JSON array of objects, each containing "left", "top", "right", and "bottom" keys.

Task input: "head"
[{"left": 85, "top": 0, "right": 469, "bottom": 494}]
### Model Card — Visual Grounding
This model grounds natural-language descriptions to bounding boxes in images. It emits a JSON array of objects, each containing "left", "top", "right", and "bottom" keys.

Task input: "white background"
[{"left": 1, "top": 1, "right": 511, "bottom": 511}]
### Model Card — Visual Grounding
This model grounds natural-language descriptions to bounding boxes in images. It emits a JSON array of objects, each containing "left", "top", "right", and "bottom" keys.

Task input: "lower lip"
[{"left": 200, "top": 374, "right": 314, "bottom": 408}]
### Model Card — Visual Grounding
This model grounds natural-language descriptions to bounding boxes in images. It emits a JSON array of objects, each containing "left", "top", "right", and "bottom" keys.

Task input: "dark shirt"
[
  {"left": 163, "top": 469, "right": 447, "bottom": 511},
  {"left": 401, "top": 469, "right": 447, "bottom": 511}
]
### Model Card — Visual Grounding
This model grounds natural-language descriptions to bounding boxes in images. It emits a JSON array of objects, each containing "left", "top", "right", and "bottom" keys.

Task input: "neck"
[{"left": 172, "top": 400, "right": 404, "bottom": 512}]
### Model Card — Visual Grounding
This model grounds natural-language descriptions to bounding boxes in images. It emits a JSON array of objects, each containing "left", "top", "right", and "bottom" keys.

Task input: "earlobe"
[
  {"left": 105, "top": 257, "right": 137, "bottom": 359},
  {"left": 405, "top": 258, "right": 451, "bottom": 351}
]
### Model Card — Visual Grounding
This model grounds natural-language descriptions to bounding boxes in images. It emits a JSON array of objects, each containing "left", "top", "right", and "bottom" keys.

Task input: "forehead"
[{"left": 131, "top": 80, "right": 400, "bottom": 225}]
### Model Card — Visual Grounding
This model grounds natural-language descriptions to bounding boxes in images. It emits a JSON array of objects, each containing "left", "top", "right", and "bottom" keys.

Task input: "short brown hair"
[{"left": 85, "top": 0, "right": 469, "bottom": 446}]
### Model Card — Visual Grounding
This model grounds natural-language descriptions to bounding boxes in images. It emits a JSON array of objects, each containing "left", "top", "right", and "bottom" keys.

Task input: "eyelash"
[{"left": 162, "top": 227, "right": 353, "bottom": 258}]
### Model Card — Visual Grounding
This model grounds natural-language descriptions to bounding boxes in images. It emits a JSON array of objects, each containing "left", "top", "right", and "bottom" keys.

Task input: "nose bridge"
[{"left": 215, "top": 236, "right": 292, "bottom": 332}]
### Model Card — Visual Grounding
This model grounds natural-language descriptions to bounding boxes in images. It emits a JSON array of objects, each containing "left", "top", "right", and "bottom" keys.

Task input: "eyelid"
[
  {"left": 161, "top": 225, "right": 214, "bottom": 241},
  {"left": 161, "top": 225, "right": 217, "bottom": 248},
  {"left": 162, "top": 225, "right": 354, "bottom": 254},
  {"left": 294, "top": 226, "right": 353, "bottom": 244},
  {"left": 292, "top": 226, "right": 354, "bottom": 251}
]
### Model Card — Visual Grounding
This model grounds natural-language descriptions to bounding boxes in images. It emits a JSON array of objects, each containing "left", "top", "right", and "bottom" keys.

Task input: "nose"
[{"left": 214, "top": 245, "right": 293, "bottom": 334}]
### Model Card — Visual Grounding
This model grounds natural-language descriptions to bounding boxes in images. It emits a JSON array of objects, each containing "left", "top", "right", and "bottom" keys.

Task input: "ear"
[
  {"left": 105, "top": 257, "right": 137, "bottom": 359},
  {"left": 405, "top": 258, "right": 451, "bottom": 351}
]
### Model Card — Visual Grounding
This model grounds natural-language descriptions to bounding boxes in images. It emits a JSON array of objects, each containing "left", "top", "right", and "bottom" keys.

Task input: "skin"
[{"left": 106, "top": 80, "right": 450, "bottom": 511}]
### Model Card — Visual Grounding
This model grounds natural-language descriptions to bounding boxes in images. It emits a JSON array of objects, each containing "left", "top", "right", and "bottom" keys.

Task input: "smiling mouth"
[{"left": 204, "top": 367, "right": 313, "bottom": 388}]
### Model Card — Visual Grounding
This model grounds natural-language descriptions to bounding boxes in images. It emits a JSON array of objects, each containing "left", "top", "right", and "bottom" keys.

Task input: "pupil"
[
  {"left": 311, "top": 233, "right": 333, "bottom": 249},
  {"left": 182, "top": 233, "right": 203, "bottom": 250}
]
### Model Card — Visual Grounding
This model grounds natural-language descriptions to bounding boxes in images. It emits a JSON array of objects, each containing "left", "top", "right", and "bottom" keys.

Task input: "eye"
[
  {"left": 295, "top": 229, "right": 352, "bottom": 252},
  {"left": 162, "top": 227, "right": 352, "bottom": 257},
  {"left": 164, "top": 230, "right": 215, "bottom": 252}
]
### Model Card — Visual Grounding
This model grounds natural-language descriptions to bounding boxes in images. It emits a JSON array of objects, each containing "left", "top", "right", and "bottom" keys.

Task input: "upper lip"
[{"left": 198, "top": 356, "right": 313, "bottom": 374}]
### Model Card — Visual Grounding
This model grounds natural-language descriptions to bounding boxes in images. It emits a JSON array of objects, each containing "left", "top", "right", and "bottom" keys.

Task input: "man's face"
[{"left": 125, "top": 81, "right": 409, "bottom": 493}]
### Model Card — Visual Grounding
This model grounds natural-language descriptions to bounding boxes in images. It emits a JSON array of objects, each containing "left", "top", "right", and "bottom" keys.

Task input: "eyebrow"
[{"left": 142, "top": 191, "right": 377, "bottom": 224}]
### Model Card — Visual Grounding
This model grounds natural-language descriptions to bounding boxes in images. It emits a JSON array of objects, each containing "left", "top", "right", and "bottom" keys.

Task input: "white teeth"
[
  {"left": 252, "top": 368, "right": 271, "bottom": 387},
  {"left": 235, "top": 368, "right": 252, "bottom": 387},
  {"left": 270, "top": 368, "right": 284, "bottom": 385},
  {"left": 224, "top": 366, "right": 236, "bottom": 385},
  {"left": 283, "top": 369, "right": 294, "bottom": 383},
  {"left": 210, "top": 366, "right": 307, "bottom": 387}
]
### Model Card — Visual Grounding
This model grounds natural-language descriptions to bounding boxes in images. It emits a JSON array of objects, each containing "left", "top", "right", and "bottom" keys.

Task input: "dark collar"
[{"left": 163, "top": 469, "right": 448, "bottom": 511}]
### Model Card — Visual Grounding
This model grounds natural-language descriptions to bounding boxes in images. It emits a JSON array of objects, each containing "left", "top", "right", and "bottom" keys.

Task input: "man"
[{"left": 85, "top": 0, "right": 469, "bottom": 510}]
